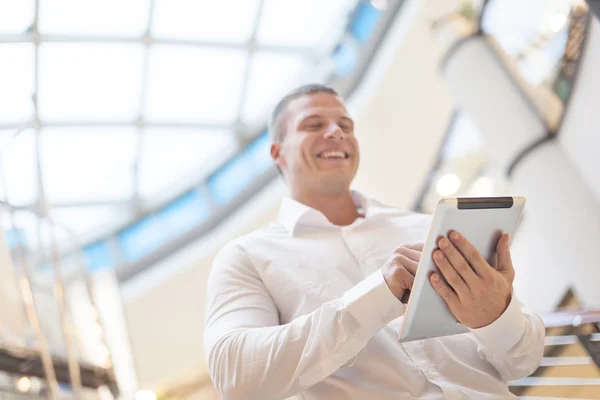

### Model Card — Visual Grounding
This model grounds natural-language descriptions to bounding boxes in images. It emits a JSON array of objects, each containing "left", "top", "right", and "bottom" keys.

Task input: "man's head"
[{"left": 269, "top": 84, "right": 360, "bottom": 197}]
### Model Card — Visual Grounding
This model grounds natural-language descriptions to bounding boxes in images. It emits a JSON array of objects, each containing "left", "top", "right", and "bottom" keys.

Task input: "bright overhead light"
[
  {"left": 436, "top": 173, "right": 461, "bottom": 196},
  {"left": 549, "top": 13, "right": 568, "bottom": 33},
  {"left": 135, "top": 390, "right": 157, "bottom": 400},
  {"left": 16, "top": 377, "right": 32, "bottom": 393}
]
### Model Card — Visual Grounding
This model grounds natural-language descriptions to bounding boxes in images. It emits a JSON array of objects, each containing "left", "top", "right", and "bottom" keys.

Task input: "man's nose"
[{"left": 323, "top": 123, "right": 345, "bottom": 140}]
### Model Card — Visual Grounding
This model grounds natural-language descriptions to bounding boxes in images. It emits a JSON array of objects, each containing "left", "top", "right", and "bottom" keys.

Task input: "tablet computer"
[{"left": 398, "top": 196, "right": 525, "bottom": 343}]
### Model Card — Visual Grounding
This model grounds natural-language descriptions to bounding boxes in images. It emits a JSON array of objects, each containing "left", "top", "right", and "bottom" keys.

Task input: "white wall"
[{"left": 352, "top": 0, "right": 454, "bottom": 207}]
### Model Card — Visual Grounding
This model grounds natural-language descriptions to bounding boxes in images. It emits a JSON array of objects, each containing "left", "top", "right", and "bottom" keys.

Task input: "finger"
[
  {"left": 496, "top": 234, "right": 515, "bottom": 283},
  {"left": 393, "top": 254, "right": 419, "bottom": 275},
  {"left": 396, "top": 265, "right": 415, "bottom": 290},
  {"left": 401, "top": 290, "right": 411, "bottom": 303},
  {"left": 430, "top": 272, "right": 459, "bottom": 307},
  {"left": 446, "top": 231, "right": 492, "bottom": 280},
  {"left": 433, "top": 249, "right": 469, "bottom": 297},
  {"left": 396, "top": 246, "right": 422, "bottom": 263},
  {"left": 407, "top": 242, "right": 424, "bottom": 252},
  {"left": 438, "top": 236, "right": 479, "bottom": 287}
]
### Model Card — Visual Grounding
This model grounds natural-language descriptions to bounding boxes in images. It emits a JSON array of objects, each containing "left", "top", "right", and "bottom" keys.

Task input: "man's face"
[{"left": 271, "top": 92, "right": 360, "bottom": 194}]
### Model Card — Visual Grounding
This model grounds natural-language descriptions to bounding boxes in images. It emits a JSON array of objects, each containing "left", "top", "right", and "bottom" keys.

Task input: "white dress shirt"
[{"left": 204, "top": 192, "right": 545, "bottom": 400}]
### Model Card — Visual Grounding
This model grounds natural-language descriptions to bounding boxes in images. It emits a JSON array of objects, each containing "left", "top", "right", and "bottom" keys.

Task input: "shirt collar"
[{"left": 278, "top": 190, "right": 386, "bottom": 236}]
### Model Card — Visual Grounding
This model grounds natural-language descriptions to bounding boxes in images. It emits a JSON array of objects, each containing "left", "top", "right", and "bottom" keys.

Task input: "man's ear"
[{"left": 271, "top": 142, "right": 283, "bottom": 168}]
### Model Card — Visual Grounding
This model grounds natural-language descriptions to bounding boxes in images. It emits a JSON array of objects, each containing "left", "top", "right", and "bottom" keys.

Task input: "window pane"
[
  {"left": 242, "top": 52, "right": 309, "bottom": 125},
  {"left": 40, "top": 127, "right": 137, "bottom": 202},
  {"left": 244, "top": 131, "right": 273, "bottom": 174},
  {"left": 257, "top": 0, "right": 355, "bottom": 48},
  {"left": 119, "top": 190, "right": 211, "bottom": 263},
  {"left": 39, "top": 0, "right": 149, "bottom": 36},
  {"left": 38, "top": 43, "right": 144, "bottom": 122},
  {"left": 139, "top": 128, "right": 237, "bottom": 201},
  {"left": 349, "top": 1, "right": 382, "bottom": 44},
  {"left": 0, "top": 129, "right": 15, "bottom": 150},
  {"left": 1, "top": 210, "right": 40, "bottom": 252},
  {"left": 118, "top": 215, "right": 164, "bottom": 262},
  {"left": 483, "top": 0, "right": 572, "bottom": 56},
  {"left": 0, "top": 0, "right": 35, "bottom": 34},
  {"left": 517, "top": 26, "right": 568, "bottom": 86},
  {"left": 156, "top": 190, "right": 210, "bottom": 236},
  {"left": 0, "top": 44, "right": 34, "bottom": 124},
  {"left": 50, "top": 206, "right": 131, "bottom": 244},
  {"left": 83, "top": 241, "right": 115, "bottom": 273},
  {"left": 152, "top": 0, "right": 261, "bottom": 43},
  {"left": 145, "top": 45, "right": 246, "bottom": 124},
  {"left": 208, "top": 155, "right": 253, "bottom": 205},
  {"left": 0, "top": 129, "right": 37, "bottom": 206},
  {"left": 333, "top": 41, "right": 359, "bottom": 76}
]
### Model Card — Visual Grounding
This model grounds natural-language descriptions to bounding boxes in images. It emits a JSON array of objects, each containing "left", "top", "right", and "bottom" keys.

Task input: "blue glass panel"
[
  {"left": 37, "top": 262, "right": 53, "bottom": 272},
  {"left": 4, "top": 228, "right": 27, "bottom": 249},
  {"left": 118, "top": 215, "right": 165, "bottom": 262},
  {"left": 244, "top": 131, "right": 273, "bottom": 174},
  {"left": 83, "top": 241, "right": 114, "bottom": 273},
  {"left": 158, "top": 190, "right": 210, "bottom": 236},
  {"left": 208, "top": 154, "right": 254, "bottom": 205},
  {"left": 333, "top": 41, "right": 358, "bottom": 76},
  {"left": 349, "top": 2, "right": 382, "bottom": 44}
]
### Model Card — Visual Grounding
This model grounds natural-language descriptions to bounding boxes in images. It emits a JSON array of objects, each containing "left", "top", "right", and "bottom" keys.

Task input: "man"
[{"left": 204, "top": 84, "right": 545, "bottom": 399}]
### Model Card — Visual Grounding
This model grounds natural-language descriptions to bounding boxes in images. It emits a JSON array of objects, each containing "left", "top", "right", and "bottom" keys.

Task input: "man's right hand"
[{"left": 382, "top": 243, "right": 424, "bottom": 303}]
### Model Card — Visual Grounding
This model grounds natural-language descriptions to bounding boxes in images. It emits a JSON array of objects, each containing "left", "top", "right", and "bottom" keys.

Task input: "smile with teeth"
[{"left": 317, "top": 151, "right": 349, "bottom": 159}]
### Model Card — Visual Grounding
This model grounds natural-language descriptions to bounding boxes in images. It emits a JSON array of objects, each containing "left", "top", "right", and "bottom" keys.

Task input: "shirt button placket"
[{"left": 341, "top": 227, "right": 366, "bottom": 277}]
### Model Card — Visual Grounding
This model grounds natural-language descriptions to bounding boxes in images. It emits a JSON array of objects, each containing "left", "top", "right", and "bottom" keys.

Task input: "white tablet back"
[{"left": 398, "top": 196, "right": 525, "bottom": 343}]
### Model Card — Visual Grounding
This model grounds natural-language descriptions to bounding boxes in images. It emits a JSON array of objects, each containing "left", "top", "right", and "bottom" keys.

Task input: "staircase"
[{"left": 512, "top": 297, "right": 600, "bottom": 399}]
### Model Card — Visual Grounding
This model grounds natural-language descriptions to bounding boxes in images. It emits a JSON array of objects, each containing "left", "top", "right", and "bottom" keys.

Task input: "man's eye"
[{"left": 307, "top": 124, "right": 322, "bottom": 130}]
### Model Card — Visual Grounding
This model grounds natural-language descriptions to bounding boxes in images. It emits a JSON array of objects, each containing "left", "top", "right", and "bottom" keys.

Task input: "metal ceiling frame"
[
  {"left": 0, "top": 0, "right": 333, "bottom": 216},
  {"left": 1, "top": 0, "right": 410, "bottom": 280}
]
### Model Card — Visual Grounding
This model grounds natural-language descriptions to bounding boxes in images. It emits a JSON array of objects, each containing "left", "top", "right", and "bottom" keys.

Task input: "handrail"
[
  {"left": 1, "top": 195, "right": 117, "bottom": 395},
  {"left": 545, "top": 334, "right": 600, "bottom": 346},
  {"left": 0, "top": 341, "right": 118, "bottom": 395},
  {"left": 510, "top": 377, "right": 600, "bottom": 386},
  {"left": 540, "top": 309, "right": 600, "bottom": 328},
  {"left": 538, "top": 356, "right": 593, "bottom": 366}
]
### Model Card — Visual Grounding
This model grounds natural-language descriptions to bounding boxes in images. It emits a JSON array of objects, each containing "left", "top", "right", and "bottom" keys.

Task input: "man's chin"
[{"left": 316, "top": 174, "right": 354, "bottom": 193}]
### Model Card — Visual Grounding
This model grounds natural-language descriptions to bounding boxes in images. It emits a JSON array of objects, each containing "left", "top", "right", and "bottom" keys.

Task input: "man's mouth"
[{"left": 316, "top": 151, "right": 350, "bottom": 159}]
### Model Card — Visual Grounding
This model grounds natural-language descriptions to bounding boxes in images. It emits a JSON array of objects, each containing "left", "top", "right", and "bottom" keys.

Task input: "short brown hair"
[{"left": 268, "top": 84, "right": 339, "bottom": 143}]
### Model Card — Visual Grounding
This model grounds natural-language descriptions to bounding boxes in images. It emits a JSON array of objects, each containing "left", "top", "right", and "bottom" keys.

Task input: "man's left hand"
[{"left": 429, "top": 231, "right": 514, "bottom": 329}]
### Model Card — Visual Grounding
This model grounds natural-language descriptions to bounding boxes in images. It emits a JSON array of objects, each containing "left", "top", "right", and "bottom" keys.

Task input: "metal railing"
[
  {"left": 0, "top": 164, "right": 119, "bottom": 398},
  {"left": 509, "top": 307, "right": 600, "bottom": 399}
]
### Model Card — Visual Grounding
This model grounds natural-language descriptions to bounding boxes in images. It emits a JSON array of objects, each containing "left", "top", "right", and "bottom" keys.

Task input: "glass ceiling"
[{"left": 0, "top": 0, "right": 361, "bottom": 251}]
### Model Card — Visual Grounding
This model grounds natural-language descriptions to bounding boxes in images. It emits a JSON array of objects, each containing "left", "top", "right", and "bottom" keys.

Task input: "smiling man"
[{"left": 203, "top": 84, "right": 545, "bottom": 400}]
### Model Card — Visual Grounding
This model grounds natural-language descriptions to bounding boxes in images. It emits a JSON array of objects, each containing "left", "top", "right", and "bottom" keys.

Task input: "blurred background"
[{"left": 0, "top": 0, "right": 599, "bottom": 398}]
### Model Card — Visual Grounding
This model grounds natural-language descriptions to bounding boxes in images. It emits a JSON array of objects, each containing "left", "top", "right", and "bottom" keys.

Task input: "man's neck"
[{"left": 292, "top": 189, "right": 360, "bottom": 226}]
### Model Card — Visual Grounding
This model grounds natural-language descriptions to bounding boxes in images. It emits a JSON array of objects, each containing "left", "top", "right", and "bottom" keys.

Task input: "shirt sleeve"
[
  {"left": 469, "top": 293, "right": 546, "bottom": 381},
  {"left": 203, "top": 243, "right": 405, "bottom": 400}
]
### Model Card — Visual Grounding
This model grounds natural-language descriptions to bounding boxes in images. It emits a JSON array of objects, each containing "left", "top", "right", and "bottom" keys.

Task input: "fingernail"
[
  {"left": 450, "top": 231, "right": 460, "bottom": 241},
  {"left": 439, "top": 238, "right": 449, "bottom": 249},
  {"left": 431, "top": 274, "right": 439, "bottom": 282},
  {"left": 435, "top": 251, "right": 444, "bottom": 260}
]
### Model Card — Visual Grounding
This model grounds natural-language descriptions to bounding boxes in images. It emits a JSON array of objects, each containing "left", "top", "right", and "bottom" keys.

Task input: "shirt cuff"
[
  {"left": 343, "top": 269, "right": 406, "bottom": 336},
  {"left": 469, "top": 293, "right": 527, "bottom": 356}
]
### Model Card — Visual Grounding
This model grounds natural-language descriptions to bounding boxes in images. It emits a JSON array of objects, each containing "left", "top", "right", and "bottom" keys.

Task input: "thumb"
[{"left": 496, "top": 233, "right": 515, "bottom": 282}]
